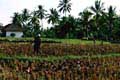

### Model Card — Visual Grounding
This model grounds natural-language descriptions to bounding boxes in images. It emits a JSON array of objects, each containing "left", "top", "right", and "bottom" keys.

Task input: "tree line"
[{"left": 12, "top": 0, "right": 120, "bottom": 42}]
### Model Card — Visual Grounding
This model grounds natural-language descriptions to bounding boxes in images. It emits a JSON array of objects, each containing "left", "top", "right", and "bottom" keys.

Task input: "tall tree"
[
  {"left": 90, "top": 0, "right": 105, "bottom": 43},
  {"left": 12, "top": 12, "right": 22, "bottom": 26},
  {"left": 21, "top": 9, "right": 31, "bottom": 37},
  {"left": 35, "top": 5, "right": 47, "bottom": 28},
  {"left": 47, "top": 8, "right": 59, "bottom": 26},
  {"left": 79, "top": 9, "right": 92, "bottom": 39},
  {"left": 29, "top": 12, "right": 41, "bottom": 37},
  {"left": 56, "top": 15, "right": 77, "bottom": 38},
  {"left": 12, "top": 9, "right": 31, "bottom": 37},
  {"left": 58, "top": 0, "right": 72, "bottom": 17},
  {"left": 98, "top": 13, "right": 108, "bottom": 44},
  {"left": 21, "top": 9, "right": 30, "bottom": 26},
  {"left": 106, "top": 6, "right": 116, "bottom": 41}
]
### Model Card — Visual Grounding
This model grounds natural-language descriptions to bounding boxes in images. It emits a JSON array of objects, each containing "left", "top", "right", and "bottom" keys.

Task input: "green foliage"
[
  {"left": 0, "top": 53, "right": 120, "bottom": 61},
  {"left": 58, "top": 0, "right": 72, "bottom": 16},
  {"left": 10, "top": 0, "right": 120, "bottom": 42},
  {"left": 47, "top": 8, "right": 59, "bottom": 25}
]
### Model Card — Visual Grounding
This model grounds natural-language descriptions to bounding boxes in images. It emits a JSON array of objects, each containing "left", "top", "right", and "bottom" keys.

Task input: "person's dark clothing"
[{"left": 34, "top": 36, "right": 41, "bottom": 54}]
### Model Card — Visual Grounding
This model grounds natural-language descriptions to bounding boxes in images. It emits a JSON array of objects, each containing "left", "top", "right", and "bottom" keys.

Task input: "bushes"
[{"left": 0, "top": 43, "right": 120, "bottom": 56}]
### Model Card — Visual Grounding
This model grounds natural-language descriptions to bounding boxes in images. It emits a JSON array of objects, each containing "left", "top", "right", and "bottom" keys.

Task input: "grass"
[
  {"left": 42, "top": 38, "right": 110, "bottom": 44},
  {"left": 0, "top": 37, "right": 110, "bottom": 44},
  {"left": 0, "top": 37, "right": 33, "bottom": 41},
  {"left": 0, "top": 53, "right": 120, "bottom": 62}
]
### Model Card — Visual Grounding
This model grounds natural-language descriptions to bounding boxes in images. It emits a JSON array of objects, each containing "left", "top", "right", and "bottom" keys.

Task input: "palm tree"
[
  {"left": 58, "top": 0, "right": 72, "bottom": 17},
  {"left": 12, "top": 9, "right": 32, "bottom": 37},
  {"left": 20, "top": 8, "right": 31, "bottom": 37},
  {"left": 21, "top": 9, "right": 30, "bottom": 25},
  {"left": 22, "top": 9, "right": 30, "bottom": 20},
  {"left": 35, "top": 5, "right": 47, "bottom": 28},
  {"left": 98, "top": 13, "right": 108, "bottom": 44},
  {"left": 79, "top": 9, "right": 92, "bottom": 39},
  {"left": 57, "top": 15, "right": 76, "bottom": 38},
  {"left": 90, "top": 0, "right": 105, "bottom": 43},
  {"left": 12, "top": 12, "right": 22, "bottom": 26},
  {"left": 29, "top": 12, "right": 41, "bottom": 37},
  {"left": 12, "top": 9, "right": 30, "bottom": 27},
  {"left": 47, "top": 8, "right": 59, "bottom": 26},
  {"left": 106, "top": 6, "right": 116, "bottom": 41}
]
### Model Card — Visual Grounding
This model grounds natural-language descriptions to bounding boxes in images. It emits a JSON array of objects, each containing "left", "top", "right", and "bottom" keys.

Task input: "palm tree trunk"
[
  {"left": 41, "top": 19, "right": 43, "bottom": 28},
  {"left": 86, "top": 25, "right": 89, "bottom": 40},
  {"left": 109, "top": 23, "right": 113, "bottom": 41},
  {"left": 65, "top": 12, "right": 67, "bottom": 17}
]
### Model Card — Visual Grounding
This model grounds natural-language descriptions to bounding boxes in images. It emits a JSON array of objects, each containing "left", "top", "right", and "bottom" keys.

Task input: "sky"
[{"left": 0, "top": 0, "right": 120, "bottom": 28}]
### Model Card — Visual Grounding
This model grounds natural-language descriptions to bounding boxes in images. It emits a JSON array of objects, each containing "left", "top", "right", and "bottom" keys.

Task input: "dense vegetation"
[
  {"left": 1, "top": 0, "right": 120, "bottom": 79},
  {"left": 10, "top": 0, "right": 120, "bottom": 42}
]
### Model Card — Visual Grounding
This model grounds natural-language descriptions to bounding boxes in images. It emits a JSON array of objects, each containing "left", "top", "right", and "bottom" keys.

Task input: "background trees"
[
  {"left": 106, "top": 6, "right": 116, "bottom": 41},
  {"left": 58, "top": 0, "right": 72, "bottom": 17},
  {"left": 90, "top": 0, "right": 105, "bottom": 41},
  {"left": 79, "top": 9, "right": 92, "bottom": 39},
  {"left": 10, "top": 0, "right": 120, "bottom": 41},
  {"left": 35, "top": 5, "right": 47, "bottom": 28},
  {"left": 12, "top": 12, "right": 22, "bottom": 26},
  {"left": 47, "top": 8, "right": 60, "bottom": 26}
]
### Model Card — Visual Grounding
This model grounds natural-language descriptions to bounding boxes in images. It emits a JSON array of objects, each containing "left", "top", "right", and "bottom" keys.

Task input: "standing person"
[{"left": 34, "top": 34, "right": 41, "bottom": 55}]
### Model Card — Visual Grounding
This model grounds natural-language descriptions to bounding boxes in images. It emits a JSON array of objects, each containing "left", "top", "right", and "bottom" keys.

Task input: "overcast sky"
[{"left": 0, "top": 0, "right": 120, "bottom": 27}]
